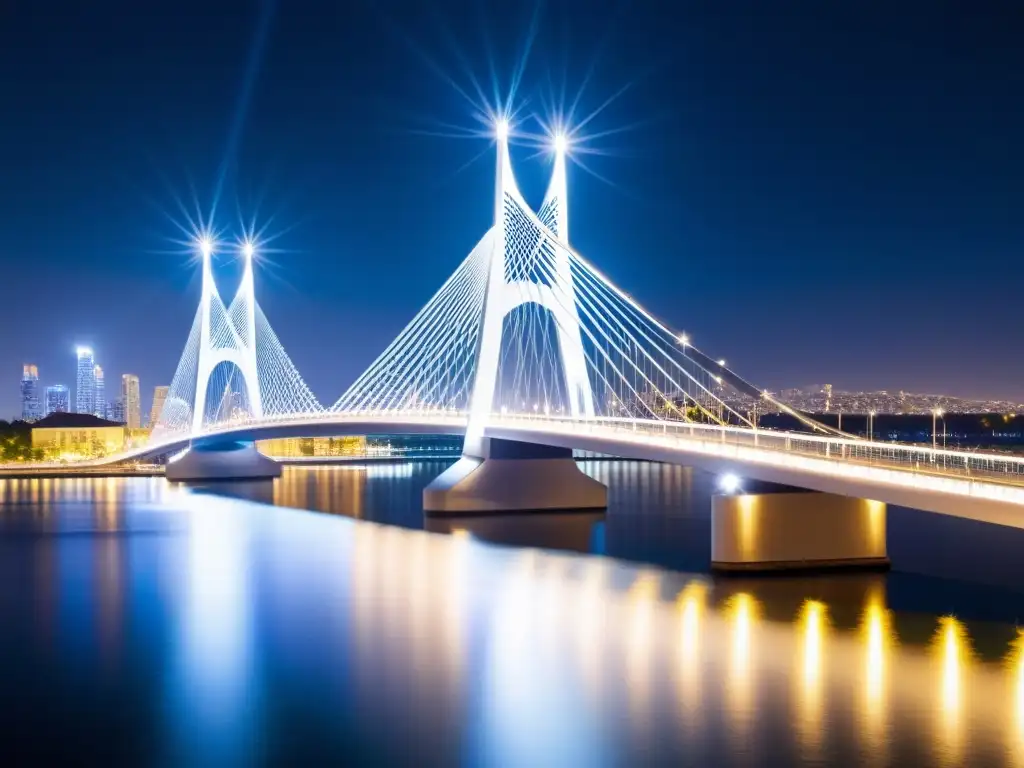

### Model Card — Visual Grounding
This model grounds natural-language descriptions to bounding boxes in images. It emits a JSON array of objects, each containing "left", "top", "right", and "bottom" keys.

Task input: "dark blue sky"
[{"left": 2, "top": 1, "right": 1023, "bottom": 418}]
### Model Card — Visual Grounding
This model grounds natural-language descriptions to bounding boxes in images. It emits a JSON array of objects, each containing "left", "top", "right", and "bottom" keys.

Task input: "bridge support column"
[
  {"left": 711, "top": 490, "right": 888, "bottom": 572},
  {"left": 423, "top": 438, "right": 607, "bottom": 514},
  {"left": 166, "top": 440, "right": 282, "bottom": 482}
]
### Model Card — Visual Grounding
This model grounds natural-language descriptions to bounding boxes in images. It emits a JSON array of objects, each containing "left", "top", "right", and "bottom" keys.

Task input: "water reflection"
[
  {"left": 4, "top": 470, "right": 1024, "bottom": 763},
  {"left": 932, "top": 616, "right": 973, "bottom": 765},
  {"left": 796, "top": 600, "right": 828, "bottom": 758},
  {"left": 723, "top": 591, "right": 760, "bottom": 744},
  {"left": 675, "top": 581, "right": 707, "bottom": 740},
  {"left": 859, "top": 584, "right": 894, "bottom": 761}
]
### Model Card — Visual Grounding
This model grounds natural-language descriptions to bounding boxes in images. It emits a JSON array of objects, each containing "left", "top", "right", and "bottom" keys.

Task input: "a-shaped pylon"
[{"left": 462, "top": 131, "right": 595, "bottom": 456}]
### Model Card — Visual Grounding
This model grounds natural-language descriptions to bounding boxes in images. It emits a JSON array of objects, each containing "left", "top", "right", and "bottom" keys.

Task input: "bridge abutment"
[
  {"left": 165, "top": 440, "right": 282, "bottom": 482},
  {"left": 423, "top": 438, "right": 607, "bottom": 514},
  {"left": 711, "top": 489, "right": 888, "bottom": 572}
]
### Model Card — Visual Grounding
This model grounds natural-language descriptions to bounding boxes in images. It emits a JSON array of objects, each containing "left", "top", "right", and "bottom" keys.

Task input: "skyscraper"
[
  {"left": 94, "top": 365, "right": 106, "bottom": 419},
  {"left": 122, "top": 374, "right": 141, "bottom": 429},
  {"left": 149, "top": 385, "right": 169, "bottom": 428},
  {"left": 45, "top": 385, "right": 70, "bottom": 416},
  {"left": 75, "top": 347, "right": 95, "bottom": 415},
  {"left": 109, "top": 398, "right": 125, "bottom": 424},
  {"left": 20, "top": 365, "right": 42, "bottom": 422}
]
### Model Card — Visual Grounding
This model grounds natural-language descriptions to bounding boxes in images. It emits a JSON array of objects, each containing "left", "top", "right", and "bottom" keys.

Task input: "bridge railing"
[
  {"left": 490, "top": 412, "right": 1024, "bottom": 489},
  {"left": 6, "top": 409, "right": 1024, "bottom": 495}
]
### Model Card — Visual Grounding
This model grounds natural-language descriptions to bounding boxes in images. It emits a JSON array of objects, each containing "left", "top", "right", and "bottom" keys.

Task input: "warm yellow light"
[{"left": 800, "top": 600, "right": 826, "bottom": 686}]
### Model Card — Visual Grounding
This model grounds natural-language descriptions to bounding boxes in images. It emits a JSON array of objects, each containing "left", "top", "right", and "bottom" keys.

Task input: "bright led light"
[
  {"left": 553, "top": 132, "right": 568, "bottom": 155},
  {"left": 495, "top": 118, "right": 509, "bottom": 141},
  {"left": 678, "top": 333, "right": 689, "bottom": 347},
  {"left": 76, "top": 346, "right": 93, "bottom": 357},
  {"left": 242, "top": 241, "right": 255, "bottom": 260},
  {"left": 197, "top": 235, "right": 214, "bottom": 259},
  {"left": 719, "top": 473, "right": 741, "bottom": 494},
  {"left": 718, "top": 359, "right": 726, "bottom": 366}
]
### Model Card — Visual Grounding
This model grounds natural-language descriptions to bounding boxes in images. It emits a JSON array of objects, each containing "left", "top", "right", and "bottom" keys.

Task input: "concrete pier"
[
  {"left": 165, "top": 440, "right": 282, "bottom": 482},
  {"left": 423, "top": 438, "right": 607, "bottom": 514},
  {"left": 711, "top": 490, "right": 888, "bottom": 572}
]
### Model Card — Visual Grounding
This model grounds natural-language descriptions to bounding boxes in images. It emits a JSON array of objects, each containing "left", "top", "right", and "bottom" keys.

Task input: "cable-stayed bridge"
[{"left": 24, "top": 124, "right": 1024, "bottom": 537}]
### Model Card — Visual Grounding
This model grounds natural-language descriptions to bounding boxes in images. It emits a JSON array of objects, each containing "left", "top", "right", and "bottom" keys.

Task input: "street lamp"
[{"left": 868, "top": 410, "right": 876, "bottom": 442}]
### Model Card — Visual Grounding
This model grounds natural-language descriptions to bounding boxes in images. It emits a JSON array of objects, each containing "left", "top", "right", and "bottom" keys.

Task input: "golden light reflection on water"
[
  {"left": 858, "top": 584, "right": 895, "bottom": 761},
  {"left": 795, "top": 599, "right": 829, "bottom": 757},
  {"left": 1004, "top": 629, "right": 1024, "bottom": 763},
  {"left": 931, "top": 616, "right": 972, "bottom": 766},
  {"left": 723, "top": 592, "right": 761, "bottom": 739}
]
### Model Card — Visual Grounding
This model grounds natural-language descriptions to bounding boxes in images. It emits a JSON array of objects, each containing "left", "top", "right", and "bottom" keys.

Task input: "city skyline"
[
  {"left": 12, "top": 352, "right": 158, "bottom": 426},
  {"left": 1, "top": 3, "right": 1023, "bottom": 417}
]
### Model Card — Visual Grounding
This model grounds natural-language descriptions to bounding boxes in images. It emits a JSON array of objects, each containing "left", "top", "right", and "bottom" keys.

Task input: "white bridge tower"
[
  {"left": 463, "top": 123, "right": 595, "bottom": 457},
  {"left": 191, "top": 239, "right": 263, "bottom": 435}
]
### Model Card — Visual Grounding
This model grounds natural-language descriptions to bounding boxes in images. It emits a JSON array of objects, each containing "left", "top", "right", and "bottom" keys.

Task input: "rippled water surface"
[{"left": 2, "top": 461, "right": 1024, "bottom": 766}]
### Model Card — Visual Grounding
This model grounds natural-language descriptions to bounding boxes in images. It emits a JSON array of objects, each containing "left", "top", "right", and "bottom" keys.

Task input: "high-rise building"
[
  {"left": 94, "top": 365, "right": 106, "bottom": 419},
  {"left": 45, "top": 385, "right": 70, "bottom": 416},
  {"left": 109, "top": 398, "right": 125, "bottom": 424},
  {"left": 20, "top": 365, "right": 42, "bottom": 422},
  {"left": 149, "top": 385, "right": 169, "bottom": 428},
  {"left": 75, "top": 347, "right": 95, "bottom": 415},
  {"left": 121, "top": 374, "right": 141, "bottom": 429}
]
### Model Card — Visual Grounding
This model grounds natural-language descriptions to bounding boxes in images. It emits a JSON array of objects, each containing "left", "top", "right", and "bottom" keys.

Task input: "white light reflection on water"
[{"left": 170, "top": 493, "right": 258, "bottom": 764}]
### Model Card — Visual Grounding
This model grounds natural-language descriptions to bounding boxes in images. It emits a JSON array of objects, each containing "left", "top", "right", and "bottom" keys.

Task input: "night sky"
[{"left": 1, "top": 1, "right": 1023, "bottom": 419}]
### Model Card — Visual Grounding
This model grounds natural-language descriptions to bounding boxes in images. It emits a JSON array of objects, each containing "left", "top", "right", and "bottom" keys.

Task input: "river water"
[{"left": 2, "top": 460, "right": 1024, "bottom": 765}]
